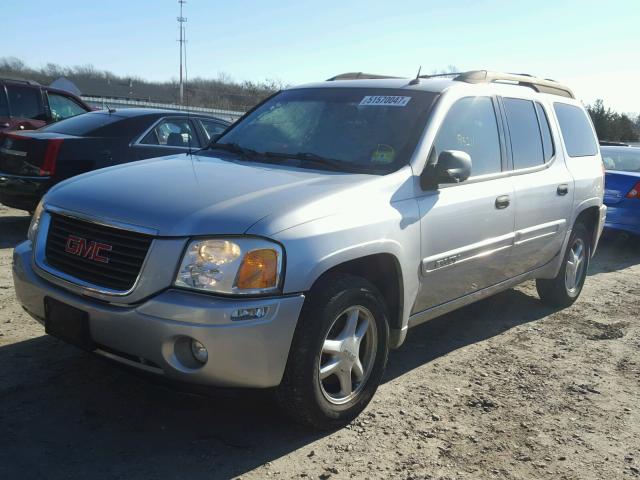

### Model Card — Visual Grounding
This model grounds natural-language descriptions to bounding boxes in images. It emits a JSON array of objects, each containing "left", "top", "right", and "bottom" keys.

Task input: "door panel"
[
  {"left": 511, "top": 166, "right": 572, "bottom": 273},
  {"left": 414, "top": 94, "right": 516, "bottom": 313},
  {"left": 414, "top": 177, "right": 515, "bottom": 313},
  {"left": 503, "top": 99, "right": 573, "bottom": 274}
]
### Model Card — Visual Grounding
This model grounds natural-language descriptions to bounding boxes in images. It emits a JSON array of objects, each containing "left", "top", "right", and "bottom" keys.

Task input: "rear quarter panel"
[{"left": 549, "top": 100, "right": 604, "bottom": 225}]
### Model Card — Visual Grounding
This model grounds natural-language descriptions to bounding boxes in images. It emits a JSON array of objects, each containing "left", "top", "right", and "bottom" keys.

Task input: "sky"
[{"left": 3, "top": 0, "right": 639, "bottom": 114}]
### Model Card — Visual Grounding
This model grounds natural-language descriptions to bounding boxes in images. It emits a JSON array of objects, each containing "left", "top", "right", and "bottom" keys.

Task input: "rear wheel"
[
  {"left": 536, "top": 223, "right": 590, "bottom": 307},
  {"left": 276, "top": 274, "right": 389, "bottom": 429}
]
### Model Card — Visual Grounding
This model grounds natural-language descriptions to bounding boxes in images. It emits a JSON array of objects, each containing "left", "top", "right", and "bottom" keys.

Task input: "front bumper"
[
  {"left": 0, "top": 173, "right": 50, "bottom": 211},
  {"left": 12, "top": 240, "right": 305, "bottom": 388}
]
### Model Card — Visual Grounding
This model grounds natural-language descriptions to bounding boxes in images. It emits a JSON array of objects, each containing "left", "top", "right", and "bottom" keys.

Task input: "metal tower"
[{"left": 177, "top": 0, "right": 187, "bottom": 105}]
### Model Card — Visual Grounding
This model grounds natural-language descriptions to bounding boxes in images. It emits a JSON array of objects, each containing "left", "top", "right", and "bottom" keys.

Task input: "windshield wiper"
[
  {"left": 209, "top": 142, "right": 259, "bottom": 158},
  {"left": 263, "top": 151, "right": 361, "bottom": 172}
]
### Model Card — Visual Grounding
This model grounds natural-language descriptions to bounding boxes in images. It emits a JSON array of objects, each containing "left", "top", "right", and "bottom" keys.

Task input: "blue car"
[{"left": 601, "top": 145, "right": 640, "bottom": 236}]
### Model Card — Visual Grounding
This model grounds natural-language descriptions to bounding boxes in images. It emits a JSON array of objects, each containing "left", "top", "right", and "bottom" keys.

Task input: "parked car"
[
  {"left": 0, "top": 78, "right": 92, "bottom": 132},
  {"left": 13, "top": 70, "right": 605, "bottom": 429},
  {"left": 0, "top": 108, "right": 230, "bottom": 211},
  {"left": 601, "top": 144, "right": 640, "bottom": 236}
]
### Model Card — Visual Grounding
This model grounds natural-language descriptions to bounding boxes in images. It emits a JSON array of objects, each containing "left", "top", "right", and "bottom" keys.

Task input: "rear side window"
[
  {"left": 553, "top": 103, "right": 598, "bottom": 157},
  {"left": 6, "top": 85, "right": 45, "bottom": 120},
  {"left": 199, "top": 119, "right": 227, "bottom": 140},
  {"left": 503, "top": 98, "right": 544, "bottom": 169},
  {"left": 433, "top": 96, "right": 502, "bottom": 176}
]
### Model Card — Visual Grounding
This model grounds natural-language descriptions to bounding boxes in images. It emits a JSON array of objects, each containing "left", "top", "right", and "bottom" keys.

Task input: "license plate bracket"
[{"left": 44, "top": 297, "right": 95, "bottom": 351}]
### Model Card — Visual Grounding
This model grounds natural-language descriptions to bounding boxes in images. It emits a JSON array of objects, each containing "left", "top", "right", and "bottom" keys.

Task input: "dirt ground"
[{"left": 1, "top": 203, "right": 639, "bottom": 480}]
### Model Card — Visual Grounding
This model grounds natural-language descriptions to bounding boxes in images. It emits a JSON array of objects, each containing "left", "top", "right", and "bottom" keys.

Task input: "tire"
[
  {"left": 536, "top": 223, "right": 591, "bottom": 308},
  {"left": 276, "top": 273, "right": 390, "bottom": 429}
]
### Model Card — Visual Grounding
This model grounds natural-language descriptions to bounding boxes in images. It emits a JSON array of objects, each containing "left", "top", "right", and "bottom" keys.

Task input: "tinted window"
[
  {"left": 601, "top": 147, "right": 640, "bottom": 172},
  {"left": 0, "top": 88, "right": 8, "bottom": 117},
  {"left": 535, "top": 103, "right": 554, "bottom": 162},
  {"left": 48, "top": 93, "right": 87, "bottom": 121},
  {"left": 141, "top": 118, "right": 200, "bottom": 147},
  {"left": 39, "top": 112, "right": 121, "bottom": 135},
  {"left": 199, "top": 119, "right": 227, "bottom": 140},
  {"left": 6, "top": 85, "right": 44, "bottom": 120},
  {"left": 553, "top": 103, "right": 598, "bottom": 157},
  {"left": 432, "top": 96, "right": 501, "bottom": 176},
  {"left": 503, "top": 98, "right": 544, "bottom": 169},
  {"left": 218, "top": 88, "right": 437, "bottom": 174}
]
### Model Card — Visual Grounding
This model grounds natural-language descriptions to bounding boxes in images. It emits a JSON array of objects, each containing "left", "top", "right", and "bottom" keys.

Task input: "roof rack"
[
  {"left": 325, "top": 69, "right": 575, "bottom": 99},
  {"left": 327, "top": 72, "right": 402, "bottom": 81},
  {"left": 453, "top": 70, "right": 574, "bottom": 98}
]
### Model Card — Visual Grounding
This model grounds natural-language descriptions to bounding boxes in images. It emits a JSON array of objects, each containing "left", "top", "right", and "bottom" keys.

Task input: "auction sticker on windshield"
[{"left": 359, "top": 96, "right": 411, "bottom": 107}]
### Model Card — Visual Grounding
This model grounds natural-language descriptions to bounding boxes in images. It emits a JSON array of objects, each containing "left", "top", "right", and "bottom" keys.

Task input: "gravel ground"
[{"left": 1, "top": 203, "right": 639, "bottom": 480}]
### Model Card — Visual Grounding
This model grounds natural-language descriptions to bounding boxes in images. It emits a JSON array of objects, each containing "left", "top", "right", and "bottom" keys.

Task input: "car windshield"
[
  {"left": 601, "top": 147, "right": 640, "bottom": 172},
  {"left": 212, "top": 87, "right": 438, "bottom": 174}
]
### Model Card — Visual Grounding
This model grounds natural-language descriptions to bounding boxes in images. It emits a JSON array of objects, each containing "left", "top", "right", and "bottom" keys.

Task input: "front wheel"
[
  {"left": 276, "top": 274, "right": 389, "bottom": 429},
  {"left": 536, "top": 223, "right": 591, "bottom": 307}
]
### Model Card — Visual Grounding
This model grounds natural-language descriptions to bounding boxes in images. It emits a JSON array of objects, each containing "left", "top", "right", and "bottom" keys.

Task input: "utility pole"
[{"left": 177, "top": 0, "right": 187, "bottom": 105}]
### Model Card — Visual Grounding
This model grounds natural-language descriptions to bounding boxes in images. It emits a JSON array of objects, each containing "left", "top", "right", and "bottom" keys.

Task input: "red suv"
[{"left": 0, "top": 78, "right": 92, "bottom": 132}]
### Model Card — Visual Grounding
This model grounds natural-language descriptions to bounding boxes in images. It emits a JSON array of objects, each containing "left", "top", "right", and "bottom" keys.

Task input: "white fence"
[{"left": 82, "top": 96, "right": 245, "bottom": 123}]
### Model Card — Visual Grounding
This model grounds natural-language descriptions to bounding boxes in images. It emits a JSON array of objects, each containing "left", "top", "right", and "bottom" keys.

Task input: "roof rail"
[
  {"left": 453, "top": 70, "right": 574, "bottom": 98},
  {"left": 327, "top": 72, "right": 401, "bottom": 81},
  {"left": 418, "top": 72, "right": 463, "bottom": 79}
]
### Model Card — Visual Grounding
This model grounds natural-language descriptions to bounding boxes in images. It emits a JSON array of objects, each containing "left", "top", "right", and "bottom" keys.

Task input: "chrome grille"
[{"left": 44, "top": 213, "right": 152, "bottom": 291}]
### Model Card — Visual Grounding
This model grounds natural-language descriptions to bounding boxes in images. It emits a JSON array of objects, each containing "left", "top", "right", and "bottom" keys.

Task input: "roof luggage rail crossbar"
[
  {"left": 327, "top": 72, "right": 402, "bottom": 81},
  {"left": 453, "top": 70, "right": 575, "bottom": 98}
]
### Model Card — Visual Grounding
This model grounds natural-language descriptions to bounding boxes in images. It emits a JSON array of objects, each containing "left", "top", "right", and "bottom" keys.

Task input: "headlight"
[
  {"left": 27, "top": 200, "right": 45, "bottom": 243},
  {"left": 174, "top": 237, "right": 283, "bottom": 295}
]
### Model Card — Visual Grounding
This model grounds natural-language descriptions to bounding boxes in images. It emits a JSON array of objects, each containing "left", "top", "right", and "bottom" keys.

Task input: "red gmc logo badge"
[{"left": 64, "top": 235, "right": 113, "bottom": 264}]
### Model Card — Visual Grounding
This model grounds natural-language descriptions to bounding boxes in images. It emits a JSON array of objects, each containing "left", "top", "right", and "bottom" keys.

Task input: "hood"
[{"left": 44, "top": 153, "right": 377, "bottom": 236}]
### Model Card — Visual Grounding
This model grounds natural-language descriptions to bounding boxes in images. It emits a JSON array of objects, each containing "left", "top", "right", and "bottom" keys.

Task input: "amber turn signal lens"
[{"left": 236, "top": 249, "right": 278, "bottom": 290}]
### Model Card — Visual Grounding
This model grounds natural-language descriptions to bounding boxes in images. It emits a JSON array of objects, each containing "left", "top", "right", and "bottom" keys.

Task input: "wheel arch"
[
  {"left": 573, "top": 204, "right": 601, "bottom": 257},
  {"left": 306, "top": 252, "right": 405, "bottom": 336}
]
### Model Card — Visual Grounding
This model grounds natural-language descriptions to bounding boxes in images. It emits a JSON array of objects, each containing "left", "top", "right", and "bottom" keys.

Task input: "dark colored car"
[
  {"left": 0, "top": 78, "right": 92, "bottom": 132},
  {"left": 0, "top": 108, "right": 230, "bottom": 211},
  {"left": 601, "top": 145, "right": 640, "bottom": 236}
]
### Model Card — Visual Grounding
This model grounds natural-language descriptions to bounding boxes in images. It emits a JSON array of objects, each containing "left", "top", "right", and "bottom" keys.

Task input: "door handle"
[
  {"left": 557, "top": 184, "right": 569, "bottom": 196},
  {"left": 495, "top": 195, "right": 510, "bottom": 209}
]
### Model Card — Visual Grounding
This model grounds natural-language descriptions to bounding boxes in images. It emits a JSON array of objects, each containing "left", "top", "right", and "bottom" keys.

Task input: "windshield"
[
  {"left": 601, "top": 147, "right": 640, "bottom": 172},
  {"left": 213, "top": 87, "right": 438, "bottom": 173}
]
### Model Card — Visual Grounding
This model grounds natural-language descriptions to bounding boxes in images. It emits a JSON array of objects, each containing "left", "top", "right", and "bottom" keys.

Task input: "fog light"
[
  {"left": 190, "top": 339, "right": 208, "bottom": 364},
  {"left": 231, "top": 306, "right": 270, "bottom": 321}
]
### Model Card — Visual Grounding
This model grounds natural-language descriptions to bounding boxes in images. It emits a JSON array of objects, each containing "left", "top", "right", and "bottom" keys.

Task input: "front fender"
[{"left": 271, "top": 196, "right": 422, "bottom": 346}]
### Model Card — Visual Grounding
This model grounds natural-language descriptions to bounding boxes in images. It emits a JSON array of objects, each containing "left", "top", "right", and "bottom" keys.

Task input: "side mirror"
[{"left": 421, "top": 150, "right": 472, "bottom": 189}]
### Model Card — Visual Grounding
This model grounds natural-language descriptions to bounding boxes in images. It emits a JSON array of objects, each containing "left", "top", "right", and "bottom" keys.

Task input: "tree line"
[
  {"left": 0, "top": 57, "right": 280, "bottom": 111},
  {"left": 2, "top": 57, "right": 639, "bottom": 140},
  {"left": 586, "top": 99, "right": 639, "bottom": 143}
]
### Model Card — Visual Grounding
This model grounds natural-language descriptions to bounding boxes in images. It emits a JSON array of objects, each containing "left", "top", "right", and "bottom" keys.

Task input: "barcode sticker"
[{"left": 359, "top": 96, "right": 411, "bottom": 107}]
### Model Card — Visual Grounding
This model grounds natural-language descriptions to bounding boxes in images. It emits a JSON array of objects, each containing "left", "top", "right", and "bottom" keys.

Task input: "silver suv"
[{"left": 13, "top": 70, "right": 606, "bottom": 428}]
